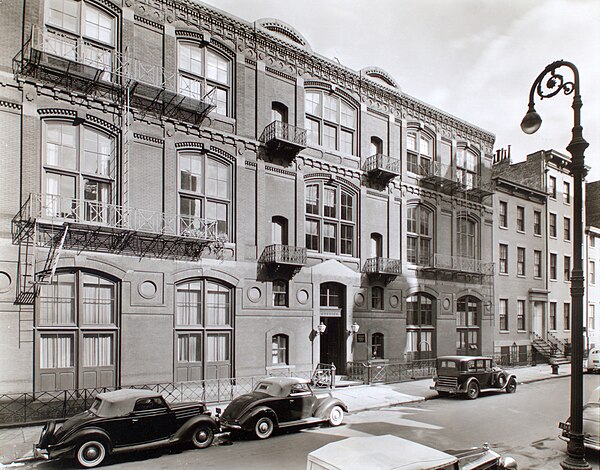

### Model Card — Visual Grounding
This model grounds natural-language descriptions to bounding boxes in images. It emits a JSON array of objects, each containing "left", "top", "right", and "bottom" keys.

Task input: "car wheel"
[
  {"left": 328, "top": 406, "right": 344, "bottom": 426},
  {"left": 254, "top": 416, "right": 274, "bottom": 439},
  {"left": 466, "top": 381, "right": 479, "bottom": 400},
  {"left": 506, "top": 377, "right": 517, "bottom": 393},
  {"left": 191, "top": 424, "right": 214, "bottom": 449},
  {"left": 437, "top": 391, "right": 450, "bottom": 398},
  {"left": 76, "top": 439, "right": 107, "bottom": 468}
]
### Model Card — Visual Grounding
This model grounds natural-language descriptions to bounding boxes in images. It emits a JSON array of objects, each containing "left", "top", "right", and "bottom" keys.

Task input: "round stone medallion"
[
  {"left": 296, "top": 289, "right": 309, "bottom": 305},
  {"left": 248, "top": 287, "right": 262, "bottom": 303},
  {"left": 354, "top": 293, "right": 365, "bottom": 307},
  {"left": 138, "top": 281, "right": 157, "bottom": 299},
  {"left": 389, "top": 295, "right": 399, "bottom": 308},
  {"left": 0, "top": 272, "right": 11, "bottom": 293}
]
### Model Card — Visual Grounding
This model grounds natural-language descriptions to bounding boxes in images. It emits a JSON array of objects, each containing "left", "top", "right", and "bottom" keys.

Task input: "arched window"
[
  {"left": 272, "top": 102, "right": 288, "bottom": 124},
  {"left": 44, "top": 0, "right": 117, "bottom": 81},
  {"left": 372, "top": 286, "right": 384, "bottom": 310},
  {"left": 406, "top": 293, "right": 435, "bottom": 360},
  {"left": 305, "top": 90, "right": 357, "bottom": 155},
  {"left": 178, "top": 152, "right": 232, "bottom": 238},
  {"left": 456, "top": 296, "right": 480, "bottom": 355},
  {"left": 272, "top": 334, "right": 289, "bottom": 365},
  {"left": 272, "top": 216, "right": 288, "bottom": 245},
  {"left": 178, "top": 41, "right": 232, "bottom": 116},
  {"left": 43, "top": 121, "right": 116, "bottom": 223},
  {"left": 305, "top": 181, "right": 356, "bottom": 256},
  {"left": 406, "top": 205, "right": 433, "bottom": 266},
  {"left": 175, "top": 279, "right": 233, "bottom": 381},
  {"left": 370, "top": 137, "right": 383, "bottom": 156},
  {"left": 36, "top": 271, "right": 118, "bottom": 391},
  {"left": 406, "top": 128, "right": 433, "bottom": 176},
  {"left": 371, "top": 333, "right": 384, "bottom": 359},
  {"left": 320, "top": 283, "right": 343, "bottom": 308},
  {"left": 457, "top": 215, "right": 478, "bottom": 259},
  {"left": 273, "top": 280, "right": 288, "bottom": 307},
  {"left": 370, "top": 233, "right": 383, "bottom": 258},
  {"left": 456, "top": 147, "right": 478, "bottom": 189}
]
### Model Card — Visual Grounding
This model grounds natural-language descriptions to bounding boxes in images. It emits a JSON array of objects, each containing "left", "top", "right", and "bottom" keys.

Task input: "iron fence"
[{"left": 346, "top": 359, "right": 436, "bottom": 384}]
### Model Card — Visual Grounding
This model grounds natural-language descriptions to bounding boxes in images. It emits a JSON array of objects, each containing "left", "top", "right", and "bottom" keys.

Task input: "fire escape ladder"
[{"left": 37, "top": 224, "right": 69, "bottom": 285}]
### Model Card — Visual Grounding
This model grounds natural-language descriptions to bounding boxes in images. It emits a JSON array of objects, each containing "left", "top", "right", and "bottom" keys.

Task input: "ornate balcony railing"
[
  {"left": 14, "top": 194, "right": 220, "bottom": 242},
  {"left": 362, "top": 257, "right": 401, "bottom": 275},
  {"left": 260, "top": 121, "right": 306, "bottom": 159},
  {"left": 261, "top": 244, "right": 307, "bottom": 266},
  {"left": 364, "top": 154, "right": 400, "bottom": 177},
  {"left": 427, "top": 253, "right": 494, "bottom": 276}
]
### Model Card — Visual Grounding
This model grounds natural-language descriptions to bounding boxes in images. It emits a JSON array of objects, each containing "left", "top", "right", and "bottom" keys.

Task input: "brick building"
[{"left": 1, "top": 0, "right": 498, "bottom": 394}]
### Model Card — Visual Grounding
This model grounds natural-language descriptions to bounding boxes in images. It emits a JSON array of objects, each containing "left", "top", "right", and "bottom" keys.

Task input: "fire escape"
[{"left": 11, "top": 26, "right": 218, "bottom": 305}]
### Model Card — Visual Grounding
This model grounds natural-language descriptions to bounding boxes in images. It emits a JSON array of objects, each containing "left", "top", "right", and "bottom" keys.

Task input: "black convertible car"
[
  {"left": 218, "top": 377, "right": 347, "bottom": 439},
  {"left": 34, "top": 389, "right": 218, "bottom": 468}
]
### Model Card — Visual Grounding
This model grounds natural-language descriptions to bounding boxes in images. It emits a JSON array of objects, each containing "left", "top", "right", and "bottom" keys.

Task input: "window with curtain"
[
  {"left": 178, "top": 41, "right": 232, "bottom": 116},
  {"left": 406, "top": 205, "right": 433, "bottom": 266},
  {"left": 371, "top": 333, "right": 384, "bottom": 359},
  {"left": 305, "top": 90, "right": 356, "bottom": 154},
  {"left": 271, "top": 334, "right": 289, "bottom": 365},
  {"left": 457, "top": 216, "right": 477, "bottom": 259},
  {"left": 371, "top": 287, "right": 384, "bottom": 310},
  {"left": 273, "top": 280, "right": 288, "bottom": 307},
  {"left": 456, "top": 147, "right": 478, "bottom": 189},
  {"left": 305, "top": 181, "right": 356, "bottom": 256},
  {"left": 406, "top": 293, "right": 435, "bottom": 360},
  {"left": 37, "top": 271, "right": 117, "bottom": 391},
  {"left": 406, "top": 129, "right": 433, "bottom": 176}
]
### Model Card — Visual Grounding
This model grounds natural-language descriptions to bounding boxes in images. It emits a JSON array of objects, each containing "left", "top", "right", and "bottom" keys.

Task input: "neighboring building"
[
  {"left": 0, "top": 0, "right": 497, "bottom": 394},
  {"left": 492, "top": 149, "right": 584, "bottom": 363},
  {"left": 585, "top": 181, "right": 600, "bottom": 351}
]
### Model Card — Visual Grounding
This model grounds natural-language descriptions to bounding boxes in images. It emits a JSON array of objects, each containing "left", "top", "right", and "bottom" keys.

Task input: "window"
[
  {"left": 456, "top": 296, "right": 479, "bottom": 354},
  {"left": 592, "top": 235, "right": 596, "bottom": 248},
  {"left": 563, "top": 181, "right": 570, "bottom": 204},
  {"left": 271, "top": 217, "right": 288, "bottom": 245},
  {"left": 406, "top": 129, "right": 434, "bottom": 176},
  {"left": 320, "top": 283, "right": 342, "bottom": 308},
  {"left": 549, "top": 175, "right": 556, "bottom": 198},
  {"left": 273, "top": 280, "right": 288, "bottom": 307},
  {"left": 178, "top": 152, "right": 231, "bottom": 239},
  {"left": 371, "top": 333, "right": 384, "bottom": 359},
  {"left": 44, "top": 0, "right": 116, "bottom": 81},
  {"left": 564, "top": 256, "right": 571, "bottom": 281},
  {"left": 456, "top": 147, "right": 478, "bottom": 190},
  {"left": 499, "top": 299, "right": 508, "bottom": 331},
  {"left": 457, "top": 216, "right": 477, "bottom": 259},
  {"left": 271, "top": 334, "right": 289, "bottom": 365},
  {"left": 406, "top": 293, "right": 435, "bottom": 360},
  {"left": 589, "top": 304, "right": 596, "bottom": 331},
  {"left": 305, "top": 90, "right": 356, "bottom": 154},
  {"left": 407, "top": 205, "right": 433, "bottom": 266},
  {"left": 549, "top": 302, "right": 557, "bottom": 330},
  {"left": 590, "top": 261, "right": 596, "bottom": 285},
  {"left": 564, "top": 217, "right": 571, "bottom": 241},
  {"left": 372, "top": 287, "right": 384, "bottom": 310},
  {"left": 549, "top": 213, "right": 557, "bottom": 238},
  {"left": 43, "top": 121, "right": 115, "bottom": 223},
  {"left": 517, "top": 300, "right": 526, "bottom": 331},
  {"left": 37, "top": 271, "right": 117, "bottom": 391},
  {"left": 534, "top": 210, "right": 542, "bottom": 235},
  {"left": 175, "top": 279, "right": 233, "bottom": 381},
  {"left": 516, "top": 206, "right": 525, "bottom": 232},
  {"left": 178, "top": 41, "right": 231, "bottom": 116},
  {"left": 272, "top": 102, "right": 288, "bottom": 124},
  {"left": 499, "top": 201, "right": 508, "bottom": 228},
  {"left": 517, "top": 247, "right": 526, "bottom": 276},
  {"left": 534, "top": 250, "right": 542, "bottom": 278},
  {"left": 305, "top": 182, "right": 356, "bottom": 256},
  {"left": 499, "top": 244, "right": 508, "bottom": 274},
  {"left": 550, "top": 253, "right": 557, "bottom": 280},
  {"left": 564, "top": 303, "right": 571, "bottom": 331},
  {"left": 370, "top": 137, "right": 383, "bottom": 157}
]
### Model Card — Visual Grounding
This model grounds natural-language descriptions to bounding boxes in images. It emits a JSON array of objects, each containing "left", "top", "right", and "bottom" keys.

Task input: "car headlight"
[{"left": 499, "top": 456, "right": 518, "bottom": 469}]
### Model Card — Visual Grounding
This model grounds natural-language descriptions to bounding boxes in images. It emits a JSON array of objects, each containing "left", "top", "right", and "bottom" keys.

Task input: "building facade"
[
  {"left": 585, "top": 181, "right": 600, "bottom": 351},
  {"left": 0, "top": 0, "right": 499, "bottom": 394}
]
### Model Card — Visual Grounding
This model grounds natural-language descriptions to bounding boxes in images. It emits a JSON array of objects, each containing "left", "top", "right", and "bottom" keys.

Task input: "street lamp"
[{"left": 520, "top": 60, "right": 590, "bottom": 470}]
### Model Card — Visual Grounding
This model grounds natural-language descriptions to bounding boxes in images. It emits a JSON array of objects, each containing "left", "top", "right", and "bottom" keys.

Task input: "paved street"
[{"left": 10, "top": 374, "right": 599, "bottom": 470}]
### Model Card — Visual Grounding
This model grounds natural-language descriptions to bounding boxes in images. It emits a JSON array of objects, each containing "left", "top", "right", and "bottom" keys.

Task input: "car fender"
[
  {"left": 460, "top": 377, "right": 479, "bottom": 393},
  {"left": 314, "top": 398, "right": 348, "bottom": 419},
  {"left": 239, "top": 406, "right": 278, "bottom": 430},
  {"left": 501, "top": 374, "right": 517, "bottom": 389},
  {"left": 172, "top": 415, "right": 219, "bottom": 442},
  {"left": 57, "top": 427, "right": 113, "bottom": 453}
]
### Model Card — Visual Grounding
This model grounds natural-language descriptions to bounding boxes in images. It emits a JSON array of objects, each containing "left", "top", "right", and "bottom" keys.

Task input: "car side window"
[
  {"left": 134, "top": 397, "right": 167, "bottom": 412},
  {"left": 290, "top": 384, "right": 311, "bottom": 396},
  {"left": 467, "top": 361, "right": 476, "bottom": 372}
]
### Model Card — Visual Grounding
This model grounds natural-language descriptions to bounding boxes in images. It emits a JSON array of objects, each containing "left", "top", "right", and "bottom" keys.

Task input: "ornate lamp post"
[{"left": 520, "top": 60, "right": 590, "bottom": 470}]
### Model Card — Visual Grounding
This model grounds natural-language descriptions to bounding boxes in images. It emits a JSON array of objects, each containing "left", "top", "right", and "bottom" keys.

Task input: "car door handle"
[{"left": 132, "top": 418, "right": 139, "bottom": 423}]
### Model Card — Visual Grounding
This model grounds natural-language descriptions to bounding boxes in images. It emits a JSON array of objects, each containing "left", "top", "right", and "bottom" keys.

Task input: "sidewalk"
[{"left": 0, "top": 363, "right": 572, "bottom": 466}]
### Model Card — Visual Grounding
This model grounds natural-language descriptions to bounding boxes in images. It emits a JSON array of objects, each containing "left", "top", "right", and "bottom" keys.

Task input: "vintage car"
[
  {"left": 559, "top": 386, "right": 600, "bottom": 451},
  {"left": 218, "top": 377, "right": 347, "bottom": 439},
  {"left": 34, "top": 389, "right": 218, "bottom": 468},
  {"left": 431, "top": 356, "right": 517, "bottom": 399},
  {"left": 306, "top": 435, "right": 518, "bottom": 470},
  {"left": 587, "top": 348, "right": 600, "bottom": 373}
]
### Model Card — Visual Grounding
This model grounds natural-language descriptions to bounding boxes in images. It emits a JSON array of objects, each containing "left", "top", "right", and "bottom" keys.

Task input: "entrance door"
[
  {"left": 532, "top": 302, "right": 544, "bottom": 337},
  {"left": 319, "top": 283, "right": 346, "bottom": 372}
]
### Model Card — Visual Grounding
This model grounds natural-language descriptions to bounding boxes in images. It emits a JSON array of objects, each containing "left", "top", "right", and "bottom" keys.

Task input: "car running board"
[
  {"left": 112, "top": 438, "right": 173, "bottom": 454},
  {"left": 278, "top": 417, "right": 324, "bottom": 428}
]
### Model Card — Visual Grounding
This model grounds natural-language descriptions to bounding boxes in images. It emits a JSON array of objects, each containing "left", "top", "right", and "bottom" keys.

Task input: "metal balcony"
[
  {"left": 421, "top": 253, "right": 494, "bottom": 276},
  {"left": 12, "top": 194, "right": 221, "bottom": 260},
  {"left": 364, "top": 154, "right": 400, "bottom": 181},
  {"left": 419, "top": 161, "right": 463, "bottom": 195},
  {"left": 260, "top": 122, "right": 307, "bottom": 159},
  {"left": 261, "top": 244, "right": 307, "bottom": 267},
  {"left": 362, "top": 257, "right": 401, "bottom": 276}
]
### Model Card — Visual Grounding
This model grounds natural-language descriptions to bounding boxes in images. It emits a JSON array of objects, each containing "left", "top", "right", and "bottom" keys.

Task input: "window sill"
[
  {"left": 499, "top": 226, "right": 509, "bottom": 230},
  {"left": 499, "top": 330, "right": 510, "bottom": 334},
  {"left": 517, "top": 274, "right": 526, "bottom": 278},
  {"left": 516, "top": 230, "right": 525, "bottom": 234}
]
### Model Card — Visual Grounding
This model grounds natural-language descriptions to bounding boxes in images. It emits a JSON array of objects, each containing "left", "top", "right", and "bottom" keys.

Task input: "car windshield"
[{"left": 253, "top": 382, "right": 283, "bottom": 397}]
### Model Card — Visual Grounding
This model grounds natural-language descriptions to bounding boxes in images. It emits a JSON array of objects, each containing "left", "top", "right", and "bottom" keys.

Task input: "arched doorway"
[
  {"left": 456, "top": 295, "right": 481, "bottom": 355},
  {"left": 319, "top": 282, "right": 346, "bottom": 371}
]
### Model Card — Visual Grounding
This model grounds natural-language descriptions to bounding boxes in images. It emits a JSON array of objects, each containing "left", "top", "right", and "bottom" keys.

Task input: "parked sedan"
[
  {"left": 559, "top": 386, "right": 600, "bottom": 451},
  {"left": 218, "top": 377, "right": 347, "bottom": 439},
  {"left": 34, "top": 389, "right": 218, "bottom": 468}
]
